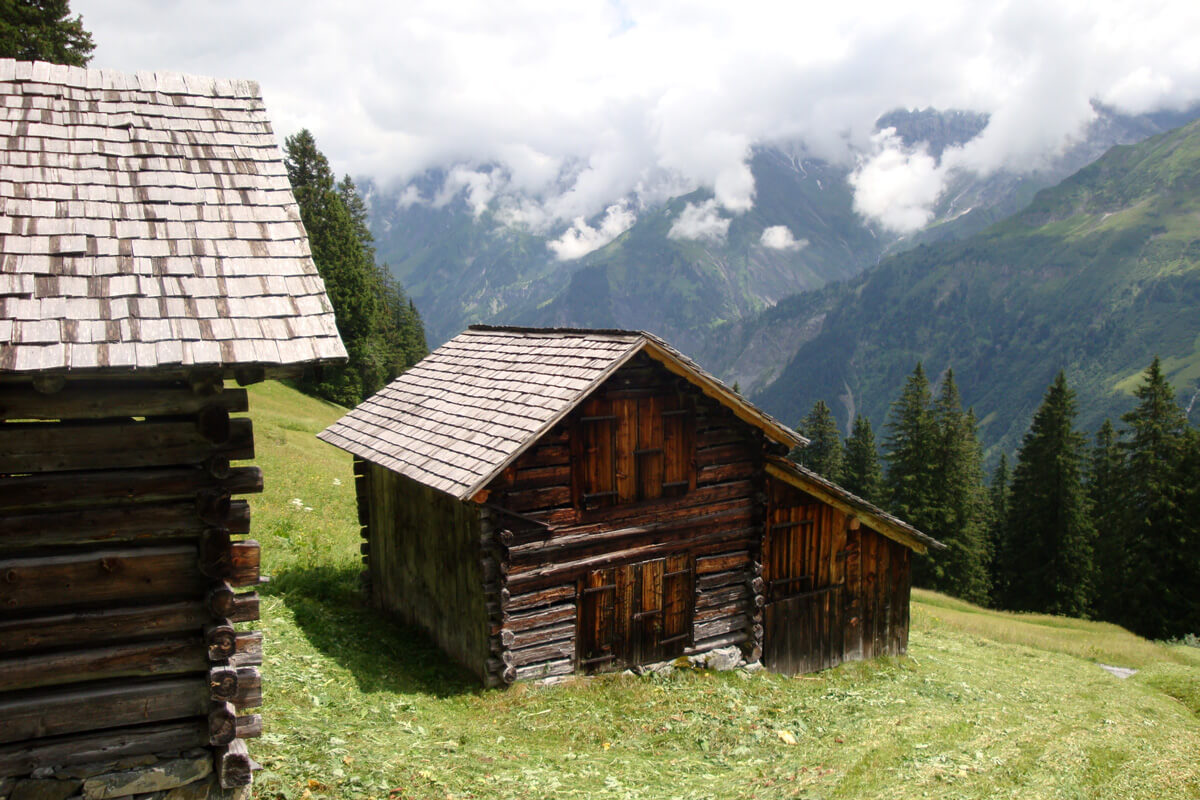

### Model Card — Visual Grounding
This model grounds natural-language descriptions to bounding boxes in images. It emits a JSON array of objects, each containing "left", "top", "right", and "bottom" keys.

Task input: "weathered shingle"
[
  {"left": 0, "top": 58, "right": 347, "bottom": 373},
  {"left": 318, "top": 326, "right": 806, "bottom": 501}
]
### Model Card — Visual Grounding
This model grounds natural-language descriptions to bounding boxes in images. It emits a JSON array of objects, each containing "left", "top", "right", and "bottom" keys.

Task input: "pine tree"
[
  {"left": 842, "top": 414, "right": 883, "bottom": 504},
  {"left": 926, "top": 372, "right": 992, "bottom": 604},
  {"left": 284, "top": 130, "right": 425, "bottom": 405},
  {"left": 794, "top": 400, "right": 843, "bottom": 481},
  {"left": 1001, "top": 372, "right": 1094, "bottom": 616},
  {"left": 1088, "top": 419, "right": 1125, "bottom": 621},
  {"left": 884, "top": 363, "right": 936, "bottom": 529},
  {"left": 1172, "top": 429, "right": 1200, "bottom": 637},
  {"left": 0, "top": 0, "right": 94, "bottom": 65},
  {"left": 1117, "top": 357, "right": 1192, "bottom": 638},
  {"left": 987, "top": 453, "right": 1011, "bottom": 605}
]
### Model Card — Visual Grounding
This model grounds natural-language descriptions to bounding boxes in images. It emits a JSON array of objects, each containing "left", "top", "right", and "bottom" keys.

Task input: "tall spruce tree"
[
  {"left": 0, "top": 0, "right": 94, "bottom": 65},
  {"left": 1117, "top": 358, "right": 1192, "bottom": 638},
  {"left": 884, "top": 363, "right": 936, "bottom": 529},
  {"left": 1087, "top": 419, "right": 1125, "bottom": 621},
  {"left": 794, "top": 400, "right": 843, "bottom": 481},
  {"left": 1001, "top": 372, "right": 1094, "bottom": 616},
  {"left": 926, "top": 372, "right": 992, "bottom": 604},
  {"left": 284, "top": 130, "right": 425, "bottom": 405},
  {"left": 842, "top": 414, "right": 883, "bottom": 503},
  {"left": 1172, "top": 429, "right": 1200, "bottom": 637},
  {"left": 988, "top": 453, "right": 1011, "bottom": 605}
]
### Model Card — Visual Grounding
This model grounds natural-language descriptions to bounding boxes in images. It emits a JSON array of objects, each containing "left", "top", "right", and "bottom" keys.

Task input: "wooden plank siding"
[
  {"left": 483, "top": 353, "right": 763, "bottom": 677},
  {"left": 763, "top": 476, "right": 912, "bottom": 674},
  {"left": 365, "top": 464, "right": 491, "bottom": 681},
  {"left": 0, "top": 378, "right": 265, "bottom": 777}
]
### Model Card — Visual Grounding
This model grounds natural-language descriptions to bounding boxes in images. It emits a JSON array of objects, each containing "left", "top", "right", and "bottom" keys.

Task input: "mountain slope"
[
  {"left": 521, "top": 150, "right": 886, "bottom": 354},
  {"left": 754, "top": 119, "right": 1200, "bottom": 455}
]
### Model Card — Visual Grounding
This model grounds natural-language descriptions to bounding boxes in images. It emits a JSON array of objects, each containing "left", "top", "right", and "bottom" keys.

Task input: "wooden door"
[
  {"left": 761, "top": 480, "right": 845, "bottom": 675},
  {"left": 578, "top": 555, "right": 692, "bottom": 671}
]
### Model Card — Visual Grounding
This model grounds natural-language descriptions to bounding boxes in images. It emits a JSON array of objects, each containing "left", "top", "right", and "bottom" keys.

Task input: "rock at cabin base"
[
  {"left": 80, "top": 756, "right": 212, "bottom": 800},
  {"left": 57, "top": 756, "right": 159, "bottom": 780},
  {"left": 8, "top": 777, "right": 82, "bottom": 800},
  {"left": 688, "top": 646, "right": 744, "bottom": 671}
]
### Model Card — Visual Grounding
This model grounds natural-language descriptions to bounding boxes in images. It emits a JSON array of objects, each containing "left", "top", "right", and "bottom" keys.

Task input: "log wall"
[
  {"left": 0, "top": 378, "right": 263, "bottom": 792},
  {"left": 482, "top": 352, "right": 765, "bottom": 679},
  {"left": 363, "top": 464, "right": 490, "bottom": 681}
]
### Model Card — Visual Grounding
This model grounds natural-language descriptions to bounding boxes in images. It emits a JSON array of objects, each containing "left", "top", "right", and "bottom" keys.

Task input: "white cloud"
[
  {"left": 669, "top": 199, "right": 730, "bottom": 243},
  {"left": 849, "top": 130, "right": 945, "bottom": 233},
  {"left": 76, "top": 0, "right": 1200, "bottom": 232},
  {"left": 760, "top": 225, "right": 807, "bottom": 251},
  {"left": 547, "top": 203, "right": 637, "bottom": 260}
]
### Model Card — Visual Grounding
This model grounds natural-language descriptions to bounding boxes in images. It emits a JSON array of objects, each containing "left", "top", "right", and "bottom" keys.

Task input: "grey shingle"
[{"left": 0, "top": 58, "right": 347, "bottom": 374}]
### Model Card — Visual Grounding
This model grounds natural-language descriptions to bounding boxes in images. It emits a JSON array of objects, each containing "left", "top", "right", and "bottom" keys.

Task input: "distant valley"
[{"left": 365, "top": 103, "right": 1200, "bottom": 452}]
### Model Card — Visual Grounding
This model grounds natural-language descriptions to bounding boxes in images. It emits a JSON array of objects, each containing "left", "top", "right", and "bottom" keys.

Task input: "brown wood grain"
[
  {"left": 0, "top": 545, "right": 205, "bottom": 612},
  {"left": 0, "top": 677, "right": 208, "bottom": 745},
  {"left": 0, "top": 417, "right": 253, "bottom": 473},
  {"left": 0, "top": 636, "right": 206, "bottom": 692}
]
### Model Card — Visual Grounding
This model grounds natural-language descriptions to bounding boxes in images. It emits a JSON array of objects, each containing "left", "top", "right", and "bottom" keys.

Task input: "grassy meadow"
[{"left": 242, "top": 381, "right": 1200, "bottom": 800}]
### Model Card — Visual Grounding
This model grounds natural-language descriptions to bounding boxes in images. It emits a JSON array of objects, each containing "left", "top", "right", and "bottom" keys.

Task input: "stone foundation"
[{"left": 0, "top": 750, "right": 247, "bottom": 800}]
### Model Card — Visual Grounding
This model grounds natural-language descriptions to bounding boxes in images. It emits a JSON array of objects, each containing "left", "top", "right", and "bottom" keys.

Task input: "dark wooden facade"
[
  {"left": 0, "top": 377, "right": 266, "bottom": 786},
  {"left": 336, "top": 333, "right": 940, "bottom": 687},
  {"left": 762, "top": 473, "right": 911, "bottom": 674}
]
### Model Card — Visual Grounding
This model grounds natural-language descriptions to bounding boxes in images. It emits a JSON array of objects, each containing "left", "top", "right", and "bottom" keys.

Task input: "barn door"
[
  {"left": 579, "top": 555, "right": 693, "bottom": 671},
  {"left": 761, "top": 480, "right": 845, "bottom": 675}
]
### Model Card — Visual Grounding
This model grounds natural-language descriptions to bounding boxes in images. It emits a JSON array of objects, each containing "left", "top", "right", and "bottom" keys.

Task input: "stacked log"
[
  {"left": 686, "top": 550, "right": 757, "bottom": 655},
  {"left": 480, "top": 521, "right": 515, "bottom": 687},
  {"left": 353, "top": 457, "right": 373, "bottom": 598},
  {"left": 0, "top": 377, "right": 264, "bottom": 792}
]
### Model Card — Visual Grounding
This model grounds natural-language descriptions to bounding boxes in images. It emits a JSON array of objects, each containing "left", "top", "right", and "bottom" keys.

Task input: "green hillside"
[
  {"left": 243, "top": 380, "right": 1200, "bottom": 800},
  {"left": 755, "top": 119, "right": 1200, "bottom": 455}
]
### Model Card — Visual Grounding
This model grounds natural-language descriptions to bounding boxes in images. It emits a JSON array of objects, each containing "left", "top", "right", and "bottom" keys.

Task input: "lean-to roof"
[
  {"left": 0, "top": 59, "right": 346, "bottom": 374},
  {"left": 319, "top": 325, "right": 807, "bottom": 500},
  {"left": 764, "top": 456, "right": 944, "bottom": 554}
]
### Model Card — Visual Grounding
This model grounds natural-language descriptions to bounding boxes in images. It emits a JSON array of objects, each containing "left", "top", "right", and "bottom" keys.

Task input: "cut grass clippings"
[{"left": 241, "top": 381, "right": 1200, "bottom": 800}]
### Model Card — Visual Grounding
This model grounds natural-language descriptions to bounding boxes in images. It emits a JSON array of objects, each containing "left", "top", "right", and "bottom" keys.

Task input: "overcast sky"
[{"left": 76, "top": 0, "right": 1200, "bottom": 253}]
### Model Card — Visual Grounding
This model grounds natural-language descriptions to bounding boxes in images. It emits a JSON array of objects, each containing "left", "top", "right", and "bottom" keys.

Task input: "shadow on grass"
[{"left": 262, "top": 564, "right": 480, "bottom": 698}]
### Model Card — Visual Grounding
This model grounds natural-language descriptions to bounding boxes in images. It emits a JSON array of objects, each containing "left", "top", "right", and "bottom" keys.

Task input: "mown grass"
[{"left": 241, "top": 381, "right": 1200, "bottom": 800}]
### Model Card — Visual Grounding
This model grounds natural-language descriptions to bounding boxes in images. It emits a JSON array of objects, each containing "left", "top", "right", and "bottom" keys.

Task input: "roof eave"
[
  {"left": 763, "top": 457, "right": 943, "bottom": 554},
  {"left": 638, "top": 338, "right": 807, "bottom": 449}
]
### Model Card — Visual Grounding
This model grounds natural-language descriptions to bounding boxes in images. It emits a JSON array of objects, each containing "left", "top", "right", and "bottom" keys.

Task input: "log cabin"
[
  {"left": 319, "top": 326, "right": 941, "bottom": 687},
  {"left": 0, "top": 59, "right": 345, "bottom": 799}
]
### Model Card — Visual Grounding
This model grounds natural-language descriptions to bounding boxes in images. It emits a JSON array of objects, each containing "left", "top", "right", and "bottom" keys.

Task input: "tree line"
[
  {"left": 284, "top": 130, "right": 427, "bottom": 406},
  {"left": 794, "top": 359, "right": 1200, "bottom": 640}
]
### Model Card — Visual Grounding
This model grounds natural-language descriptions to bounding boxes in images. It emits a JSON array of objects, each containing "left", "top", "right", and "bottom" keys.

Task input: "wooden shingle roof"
[
  {"left": 0, "top": 59, "right": 346, "bottom": 374},
  {"left": 319, "top": 325, "right": 808, "bottom": 500}
]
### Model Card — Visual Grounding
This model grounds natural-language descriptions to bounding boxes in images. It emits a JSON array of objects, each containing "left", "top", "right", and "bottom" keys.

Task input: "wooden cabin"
[
  {"left": 0, "top": 59, "right": 345, "bottom": 799},
  {"left": 319, "top": 326, "right": 941, "bottom": 686}
]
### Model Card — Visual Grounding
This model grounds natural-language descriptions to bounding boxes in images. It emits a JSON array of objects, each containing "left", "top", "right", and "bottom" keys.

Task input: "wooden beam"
[
  {"left": 0, "top": 601, "right": 208, "bottom": 655},
  {"left": 0, "top": 383, "right": 248, "bottom": 422},
  {"left": 0, "top": 720, "right": 209, "bottom": 778},
  {"left": 216, "top": 738, "right": 255, "bottom": 789},
  {"left": 0, "top": 500, "right": 248, "bottom": 550},
  {"left": 206, "top": 583, "right": 260, "bottom": 623},
  {"left": 0, "top": 677, "right": 209, "bottom": 746},
  {"left": 0, "top": 636, "right": 207, "bottom": 692},
  {"left": 0, "top": 417, "right": 253, "bottom": 473},
  {"left": 0, "top": 465, "right": 262, "bottom": 513},
  {"left": 0, "top": 546, "right": 208, "bottom": 613}
]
